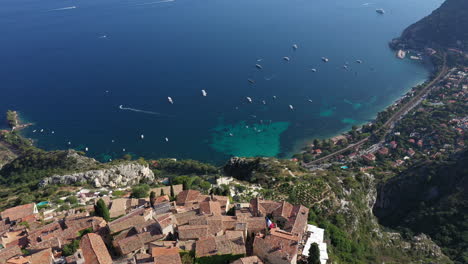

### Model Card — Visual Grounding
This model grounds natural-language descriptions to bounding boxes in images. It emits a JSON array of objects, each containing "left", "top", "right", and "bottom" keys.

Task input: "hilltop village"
[{"left": 0, "top": 184, "right": 326, "bottom": 264}]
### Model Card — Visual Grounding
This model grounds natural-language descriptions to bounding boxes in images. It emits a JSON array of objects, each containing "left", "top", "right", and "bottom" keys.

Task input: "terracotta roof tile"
[
  {"left": 80, "top": 233, "right": 112, "bottom": 264},
  {"left": 152, "top": 247, "right": 182, "bottom": 264},
  {"left": 1, "top": 204, "right": 37, "bottom": 222}
]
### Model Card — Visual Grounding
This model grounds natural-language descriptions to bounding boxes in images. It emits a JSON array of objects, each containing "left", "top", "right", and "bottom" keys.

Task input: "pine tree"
[
  {"left": 307, "top": 243, "right": 320, "bottom": 264},
  {"left": 170, "top": 184, "right": 175, "bottom": 197},
  {"left": 94, "top": 198, "right": 110, "bottom": 222},
  {"left": 150, "top": 191, "right": 156, "bottom": 208}
]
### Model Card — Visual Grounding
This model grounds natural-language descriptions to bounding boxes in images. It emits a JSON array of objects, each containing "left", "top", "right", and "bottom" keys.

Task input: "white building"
[{"left": 302, "top": 225, "right": 329, "bottom": 264}]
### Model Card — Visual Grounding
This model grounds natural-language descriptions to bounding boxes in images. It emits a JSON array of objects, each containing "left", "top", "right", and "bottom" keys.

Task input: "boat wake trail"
[
  {"left": 135, "top": 0, "right": 175, "bottom": 6},
  {"left": 49, "top": 6, "right": 76, "bottom": 11},
  {"left": 119, "top": 105, "right": 172, "bottom": 117}
]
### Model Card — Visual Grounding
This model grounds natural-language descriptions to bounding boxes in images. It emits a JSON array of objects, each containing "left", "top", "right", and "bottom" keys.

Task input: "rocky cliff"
[
  {"left": 373, "top": 150, "right": 468, "bottom": 263},
  {"left": 39, "top": 162, "right": 155, "bottom": 188},
  {"left": 391, "top": 0, "right": 468, "bottom": 50}
]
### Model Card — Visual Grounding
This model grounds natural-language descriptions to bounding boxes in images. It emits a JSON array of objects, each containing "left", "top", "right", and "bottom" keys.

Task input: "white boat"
[
  {"left": 229, "top": 133, "right": 234, "bottom": 137},
  {"left": 308, "top": 99, "right": 313, "bottom": 103},
  {"left": 165, "top": 137, "right": 169, "bottom": 142},
  {"left": 123, "top": 148, "right": 126, "bottom": 152},
  {"left": 289, "top": 105, "right": 294, "bottom": 110},
  {"left": 283, "top": 56, "right": 290, "bottom": 61},
  {"left": 262, "top": 100, "right": 266, "bottom": 105},
  {"left": 40, "top": 129, "right": 44, "bottom": 133},
  {"left": 201, "top": 90, "right": 207, "bottom": 96},
  {"left": 168, "top": 97, "right": 174, "bottom": 104},
  {"left": 119, "top": 105, "right": 123, "bottom": 109},
  {"left": 68, "top": 141, "right": 71, "bottom": 145},
  {"left": 376, "top": 8, "right": 385, "bottom": 14},
  {"left": 273, "top": 96, "right": 277, "bottom": 99},
  {"left": 51, "top": 131, "right": 55, "bottom": 134},
  {"left": 356, "top": 59, "right": 363, "bottom": 64},
  {"left": 33, "top": 130, "right": 36, "bottom": 133},
  {"left": 140, "top": 134, "right": 144, "bottom": 139},
  {"left": 311, "top": 68, "right": 317, "bottom": 72},
  {"left": 85, "top": 147, "right": 89, "bottom": 152},
  {"left": 255, "top": 64, "right": 263, "bottom": 69},
  {"left": 292, "top": 44, "right": 298, "bottom": 50},
  {"left": 246, "top": 97, "right": 253, "bottom": 103},
  {"left": 321, "top": 57, "right": 329, "bottom": 62},
  {"left": 111, "top": 140, "right": 115, "bottom": 143},
  {"left": 343, "top": 65, "right": 349, "bottom": 70},
  {"left": 248, "top": 79, "right": 255, "bottom": 84}
]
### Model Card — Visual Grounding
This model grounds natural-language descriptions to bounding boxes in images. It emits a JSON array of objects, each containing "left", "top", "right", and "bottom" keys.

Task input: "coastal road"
[{"left": 304, "top": 54, "right": 448, "bottom": 167}]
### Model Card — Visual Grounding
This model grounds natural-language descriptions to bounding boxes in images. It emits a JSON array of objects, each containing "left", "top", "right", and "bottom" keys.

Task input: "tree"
[
  {"left": 131, "top": 184, "right": 150, "bottom": 198},
  {"left": 308, "top": 243, "right": 320, "bottom": 264},
  {"left": 170, "top": 184, "right": 175, "bottom": 197},
  {"left": 150, "top": 191, "right": 156, "bottom": 208},
  {"left": 160, "top": 189, "right": 165, "bottom": 196},
  {"left": 94, "top": 199, "right": 110, "bottom": 222},
  {"left": 65, "top": 196, "right": 78, "bottom": 204}
]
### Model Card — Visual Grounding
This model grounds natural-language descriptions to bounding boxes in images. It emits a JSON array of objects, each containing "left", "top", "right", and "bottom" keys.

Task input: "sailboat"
[
  {"left": 289, "top": 105, "right": 294, "bottom": 110},
  {"left": 168, "top": 97, "right": 174, "bottom": 104},
  {"left": 201, "top": 90, "right": 207, "bottom": 97}
]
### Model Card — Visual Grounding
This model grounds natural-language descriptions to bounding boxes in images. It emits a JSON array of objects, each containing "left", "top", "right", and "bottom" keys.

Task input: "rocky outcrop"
[
  {"left": 39, "top": 162, "right": 154, "bottom": 188},
  {"left": 391, "top": 0, "right": 468, "bottom": 50}
]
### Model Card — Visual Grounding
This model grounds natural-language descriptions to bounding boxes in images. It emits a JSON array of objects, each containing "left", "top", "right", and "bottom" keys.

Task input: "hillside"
[
  {"left": 373, "top": 150, "right": 468, "bottom": 264},
  {"left": 392, "top": 0, "right": 468, "bottom": 51}
]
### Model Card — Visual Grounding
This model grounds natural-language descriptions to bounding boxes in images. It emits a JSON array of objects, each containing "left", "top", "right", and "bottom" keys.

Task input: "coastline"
[{"left": 286, "top": 64, "right": 432, "bottom": 159}]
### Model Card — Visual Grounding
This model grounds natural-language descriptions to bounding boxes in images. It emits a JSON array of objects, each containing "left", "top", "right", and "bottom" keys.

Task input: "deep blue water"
[{"left": 0, "top": 0, "right": 443, "bottom": 164}]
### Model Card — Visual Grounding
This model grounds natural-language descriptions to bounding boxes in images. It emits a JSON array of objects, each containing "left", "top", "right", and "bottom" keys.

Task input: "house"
[
  {"left": 199, "top": 199, "right": 222, "bottom": 216},
  {"left": 30, "top": 248, "right": 55, "bottom": 264},
  {"left": 152, "top": 246, "right": 182, "bottom": 264},
  {"left": 361, "top": 153, "right": 376, "bottom": 162},
  {"left": 177, "top": 225, "right": 209, "bottom": 240},
  {"left": 108, "top": 208, "right": 152, "bottom": 234},
  {"left": 155, "top": 213, "right": 175, "bottom": 236},
  {"left": 195, "top": 233, "right": 246, "bottom": 258},
  {"left": 407, "top": 148, "right": 416, "bottom": 156},
  {"left": 314, "top": 149, "right": 322, "bottom": 155},
  {"left": 253, "top": 229, "right": 300, "bottom": 264},
  {"left": 231, "top": 256, "right": 264, "bottom": 264},
  {"left": 0, "top": 203, "right": 38, "bottom": 223},
  {"left": 176, "top": 190, "right": 201, "bottom": 207},
  {"left": 377, "top": 147, "right": 389, "bottom": 156},
  {"left": 302, "top": 225, "right": 328, "bottom": 264},
  {"left": 80, "top": 233, "right": 113, "bottom": 264},
  {"left": 389, "top": 141, "right": 398, "bottom": 149},
  {"left": 0, "top": 246, "right": 22, "bottom": 264}
]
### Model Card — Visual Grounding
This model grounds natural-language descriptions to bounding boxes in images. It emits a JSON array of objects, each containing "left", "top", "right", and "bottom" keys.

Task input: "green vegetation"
[
  {"left": 396, "top": 0, "right": 468, "bottom": 51},
  {"left": 150, "top": 191, "right": 156, "bottom": 207},
  {"left": 94, "top": 198, "right": 110, "bottom": 222},
  {"left": 0, "top": 149, "right": 96, "bottom": 185},
  {"left": 131, "top": 184, "right": 150, "bottom": 198},
  {"left": 6, "top": 110, "right": 17, "bottom": 128},
  {"left": 374, "top": 150, "right": 468, "bottom": 264},
  {"left": 154, "top": 158, "right": 219, "bottom": 175},
  {"left": 307, "top": 243, "right": 320, "bottom": 264},
  {"left": 62, "top": 239, "right": 80, "bottom": 256},
  {"left": 173, "top": 175, "right": 211, "bottom": 193}
]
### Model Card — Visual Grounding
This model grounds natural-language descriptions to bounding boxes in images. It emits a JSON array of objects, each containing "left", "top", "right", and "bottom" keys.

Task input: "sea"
[{"left": 0, "top": 0, "right": 444, "bottom": 164}]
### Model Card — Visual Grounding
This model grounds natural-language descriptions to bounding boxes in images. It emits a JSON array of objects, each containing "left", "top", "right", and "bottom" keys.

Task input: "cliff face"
[
  {"left": 39, "top": 162, "right": 155, "bottom": 188},
  {"left": 393, "top": 0, "right": 468, "bottom": 50},
  {"left": 373, "top": 151, "right": 468, "bottom": 263}
]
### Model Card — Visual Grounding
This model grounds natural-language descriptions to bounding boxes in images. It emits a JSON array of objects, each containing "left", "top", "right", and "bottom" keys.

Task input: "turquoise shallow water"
[{"left": 0, "top": 0, "right": 443, "bottom": 164}]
